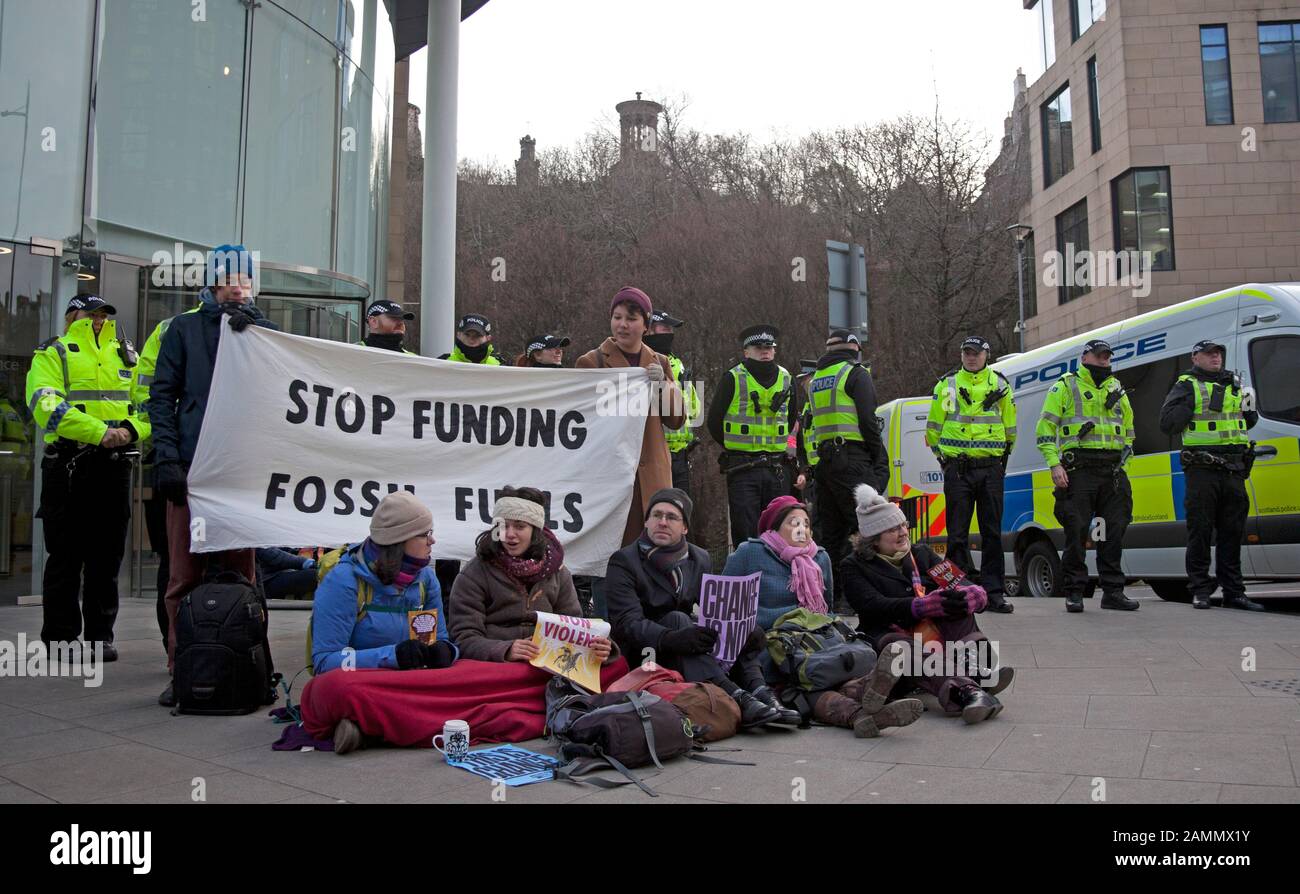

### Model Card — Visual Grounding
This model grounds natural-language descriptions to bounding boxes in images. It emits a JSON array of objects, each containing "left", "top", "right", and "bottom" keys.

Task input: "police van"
[{"left": 876, "top": 282, "right": 1300, "bottom": 601}]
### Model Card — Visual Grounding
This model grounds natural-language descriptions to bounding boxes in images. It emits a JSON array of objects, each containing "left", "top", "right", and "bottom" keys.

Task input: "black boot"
[
  {"left": 977, "top": 665, "right": 1015, "bottom": 695},
  {"left": 985, "top": 598, "right": 1014, "bottom": 614},
  {"left": 953, "top": 686, "right": 1003, "bottom": 724},
  {"left": 1100, "top": 591, "right": 1140, "bottom": 611},
  {"left": 733, "top": 690, "right": 784, "bottom": 729},
  {"left": 1064, "top": 593, "right": 1084, "bottom": 613},
  {"left": 751, "top": 685, "right": 801, "bottom": 726},
  {"left": 1222, "top": 594, "right": 1265, "bottom": 612},
  {"left": 158, "top": 682, "right": 176, "bottom": 707},
  {"left": 1192, "top": 591, "right": 1212, "bottom": 609}
]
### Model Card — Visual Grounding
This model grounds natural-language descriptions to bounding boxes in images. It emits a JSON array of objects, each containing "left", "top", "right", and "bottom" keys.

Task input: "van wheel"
[
  {"left": 1149, "top": 580, "right": 1192, "bottom": 603},
  {"left": 1020, "top": 542, "right": 1061, "bottom": 598}
]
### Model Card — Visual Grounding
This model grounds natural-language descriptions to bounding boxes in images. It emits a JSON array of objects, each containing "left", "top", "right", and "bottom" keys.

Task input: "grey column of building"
[{"left": 421, "top": 0, "right": 461, "bottom": 357}]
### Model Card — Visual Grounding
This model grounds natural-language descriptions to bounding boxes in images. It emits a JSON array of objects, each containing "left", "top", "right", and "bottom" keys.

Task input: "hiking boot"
[
  {"left": 852, "top": 698, "right": 923, "bottom": 738},
  {"left": 953, "top": 686, "right": 1003, "bottom": 724},
  {"left": 859, "top": 641, "right": 910, "bottom": 715},
  {"left": 1222, "top": 594, "right": 1265, "bottom": 612},
  {"left": 158, "top": 683, "right": 175, "bottom": 707},
  {"left": 1192, "top": 592, "right": 1212, "bottom": 609},
  {"left": 1065, "top": 593, "right": 1084, "bottom": 613},
  {"left": 333, "top": 718, "right": 364, "bottom": 755},
  {"left": 1100, "top": 592, "right": 1140, "bottom": 611},
  {"left": 734, "top": 690, "right": 784, "bottom": 729},
  {"left": 751, "top": 685, "right": 801, "bottom": 726},
  {"left": 977, "top": 665, "right": 1015, "bottom": 695}
]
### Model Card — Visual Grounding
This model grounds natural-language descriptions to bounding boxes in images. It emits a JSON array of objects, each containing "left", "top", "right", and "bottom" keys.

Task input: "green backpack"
[
  {"left": 765, "top": 608, "right": 876, "bottom": 691},
  {"left": 304, "top": 546, "right": 429, "bottom": 674}
]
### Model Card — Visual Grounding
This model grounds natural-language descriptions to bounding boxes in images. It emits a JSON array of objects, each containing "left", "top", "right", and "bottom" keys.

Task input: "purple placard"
[{"left": 696, "top": 572, "right": 761, "bottom": 670}]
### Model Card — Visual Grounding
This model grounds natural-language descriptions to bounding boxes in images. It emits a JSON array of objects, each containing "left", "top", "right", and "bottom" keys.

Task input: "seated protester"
[
  {"left": 256, "top": 547, "right": 317, "bottom": 600},
  {"left": 724, "top": 495, "right": 922, "bottom": 737},
  {"left": 449, "top": 486, "right": 616, "bottom": 664},
  {"left": 514, "top": 333, "right": 570, "bottom": 368},
  {"left": 842, "top": 485, "right": 1010, "bottom": 725},
  {"left": 310, "top": 492, "right": 457, "bottom": 678},
  {"left": 606, "top": 488, "right": 790, "bottom": 728}
]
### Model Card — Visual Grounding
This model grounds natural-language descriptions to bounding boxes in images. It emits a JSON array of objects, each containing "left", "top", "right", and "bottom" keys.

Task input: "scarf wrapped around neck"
[
  {"left": 492, "top": 527, "right": 565, "bottom": 591},
  {"left": 361, "top": 538, "right": 429, "bottom": 589},
  {"left": 759, "top": 530, "right": 827, "bottom": 613},
  {"left": 637, "top": 529, "right": 691, "bottom": 593}
]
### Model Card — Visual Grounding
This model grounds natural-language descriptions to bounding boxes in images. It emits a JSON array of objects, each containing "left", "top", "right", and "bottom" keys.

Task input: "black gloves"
[
  {"left": 942, "top": 590, "right": 969, "bottom": 618},
  {"left": 395, "top": 639, "right": 456, "bottom": 670},
  {"left": 153, "top": 461, "right": 188, "bottom": 506},
  {"left": 226, "top": 307, "right": 256, "bottom": 332},
  {"left": 425, "top": 641, "right": 456, "bottom": 669},
  {"left": 660, "top": 625, "right": 719, "bottom": 656}
]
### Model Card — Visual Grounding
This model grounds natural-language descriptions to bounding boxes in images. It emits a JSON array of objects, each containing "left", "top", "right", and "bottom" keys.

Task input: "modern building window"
[
  {"left": 1199, "top": 26, "right": 1234, "bottom": 125},
  {"left": 1259, "top": 22, "right": 1300, "bottom": 123},
  {"left": 1070, "top": 0, "right": 1107, "bottom": 42},
  {"left": 1034, "top": 0, "right": 1056, "bottom": 75},
  {"left": 1112, "top": 167, "right": 1175, "bottom": 272},
  {"left": 1087, "top": 57, "right": 1101, "bottom": 153},
  {"left": 1042, "top": 85, "right": 1074, "bottom": 188},
  {"left": 1055, "top": 199, "right": 1090, "bottom": 304},
  {"left": 1249, "top": 336, "right": 1300, "bottom": 424}
]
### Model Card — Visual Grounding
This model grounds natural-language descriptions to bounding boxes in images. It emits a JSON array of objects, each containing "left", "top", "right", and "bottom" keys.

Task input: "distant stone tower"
[
  {"left": 515, "top": 134, "right": 539, "bottom": 187},
  {"left": 614, "top": 92, "right": 662, "bottom": 170}
]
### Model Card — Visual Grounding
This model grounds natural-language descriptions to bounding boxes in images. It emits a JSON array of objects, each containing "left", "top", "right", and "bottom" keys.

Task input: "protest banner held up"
[
  {"left": 185, "top": 326, "right": 651, "bottom": 575},
  {"left": 529, "top": 612, "right": 611, "bottom": 692},
  {"left": 696, "top": 572, "right": 761, "bottom": 670}
]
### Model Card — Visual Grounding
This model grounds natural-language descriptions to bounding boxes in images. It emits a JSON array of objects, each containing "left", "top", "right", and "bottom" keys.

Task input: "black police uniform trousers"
[
  {"left": 943, "top": 459, "right": 1007, "bottom": 600},
  {"left": 726, "top": 454, "right": 789, "bottom": 547},
  {"left": 815, "top": 442, "right": 884, "bottom": 608},
  {"left": 1184, "top": 466, "right": 1249, "bottom": 600},
  {"left": 38, "top": 447, "right": 132, "bottom": 645},
  {"left": 670, "top": 449, "right": 690, "bottom": 496},
  {"left": 1052, "top": 457, "right": 1132, "bottom": 598}
]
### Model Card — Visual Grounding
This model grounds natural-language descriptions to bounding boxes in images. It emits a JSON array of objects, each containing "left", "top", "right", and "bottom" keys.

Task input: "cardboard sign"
[
  {"left": 408, "top": 609, "right": 439, "bottom": 644},
  {"left": 696, "top": 572, "right": 761, "bottom": 671},
  {"left": 926, "top": 559, "right": 967, "bottom": 589},
  {"left": 529, "top": 612, "right": 611, "bottom": 692}
]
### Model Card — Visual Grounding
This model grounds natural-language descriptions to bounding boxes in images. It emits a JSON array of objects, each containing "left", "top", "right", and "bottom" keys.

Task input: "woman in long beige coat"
[{"left": 575, "top": 287, "right": 685, "bottom": 546}]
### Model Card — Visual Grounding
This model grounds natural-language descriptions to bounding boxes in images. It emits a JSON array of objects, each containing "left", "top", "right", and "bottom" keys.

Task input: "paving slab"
[
  {"left": 1141, "top": 731, "right": 1295, "bottom": 786},
  {"left": 0, "top": 781, "right": 56, "bottom": 804},
  {"left": 984, "top": 724, "right": 1150, "bottom": 777},
  {"left": 1009, "top": 666, "right": 1156, "bottom": 696},
  {"left": 1086, "top": 695, "right": 1300, "bottom": 734},
  {"left": 2, "top": 742, "right": 224, "bottom": 802},
  {"left": 841, "top": 763, "right": 1074, "bottom": 804},
  {"left": 88, "top": 770, "right": 319, "bottom": 805},
  {"left": 1144, "top": 666, "right": 1254, "bottom": 697},
  {"left": 1056, "top": 774, "right": 1221, "bottom": 804},
  {"left": 653, "top": 750, "right": 893, "bottom": 804},
  {"left": 0, "top": 727, "right": 128, "bottom": 768},
  {"left": 1217, "top": 783, "right": 1300, "bottom": 803},
  {"left": 850, "top": 712, "right": 1012, "bottom": 768}
]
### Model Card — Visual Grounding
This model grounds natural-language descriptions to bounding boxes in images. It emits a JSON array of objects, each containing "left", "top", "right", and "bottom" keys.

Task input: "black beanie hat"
[{"left": 645, "top": 487, "right": 693, "bottom": 526}]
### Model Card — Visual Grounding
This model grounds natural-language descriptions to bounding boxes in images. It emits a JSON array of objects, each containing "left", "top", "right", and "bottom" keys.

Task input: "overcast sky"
[{"left": 409, "top": 0, "right": 1038, "bottom": 169}]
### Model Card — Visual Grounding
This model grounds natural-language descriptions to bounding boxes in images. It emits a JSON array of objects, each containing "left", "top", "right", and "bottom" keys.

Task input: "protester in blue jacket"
[
  {"left": 723, "top": 495, "right": 835, "bottom": 631},
  {"left": 311, "top": 492, "right": 457, "bottom": 675}
]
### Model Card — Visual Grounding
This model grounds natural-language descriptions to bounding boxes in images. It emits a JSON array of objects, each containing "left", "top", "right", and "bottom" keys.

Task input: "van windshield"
[{"left": 1250, "top": 335, "right": 1300, "bottom": 424}]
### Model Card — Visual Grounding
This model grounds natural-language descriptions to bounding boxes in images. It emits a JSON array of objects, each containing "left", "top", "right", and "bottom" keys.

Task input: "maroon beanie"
[
  {"left": 758, "top": 495, "right": 806, "bottom": 534},
  {"left": 610, "top": 286, "right": 652, "bottom": 319}
]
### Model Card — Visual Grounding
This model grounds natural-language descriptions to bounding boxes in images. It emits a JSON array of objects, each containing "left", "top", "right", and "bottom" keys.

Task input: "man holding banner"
[{"left": 604, "top": 488, "right": 789, "bottom": 728}]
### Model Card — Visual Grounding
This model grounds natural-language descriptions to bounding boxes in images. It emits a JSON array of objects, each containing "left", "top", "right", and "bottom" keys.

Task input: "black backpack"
[
  {"left": 174, "top": 570, "right": 279, "bottom": 715},
  {"left": 544, "top": 677, "right": 749, "bottom": 797}
]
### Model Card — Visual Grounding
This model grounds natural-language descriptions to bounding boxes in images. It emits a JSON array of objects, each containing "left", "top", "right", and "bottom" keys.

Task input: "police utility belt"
[
  {"left": 816, "top": 436, "right": 867, "bottom": 459},
  {"left": 721, "top": 450, "right": 790, "bottom": 476},
  {"left": 1060, "top": 448, "right": 1123, "bottom": 471},
  {"left": 942, "top": 454, "right": 1003, "bottom": 471},
  {"left": 1180, "top": 445, "right": 1251, "bottom": 475},
  {"left": 45, "top": 430, "right": 137, "bottom": 465}
]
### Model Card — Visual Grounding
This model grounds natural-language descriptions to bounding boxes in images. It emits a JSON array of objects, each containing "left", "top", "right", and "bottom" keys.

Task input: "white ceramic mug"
[{"left": 432, "top": 719, "right": 470, "bottom": 762}]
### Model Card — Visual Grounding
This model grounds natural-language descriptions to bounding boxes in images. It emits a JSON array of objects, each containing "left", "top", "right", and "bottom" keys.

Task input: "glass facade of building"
[{"left": 0, "top": 0, "right": 398, "bottom": 602}]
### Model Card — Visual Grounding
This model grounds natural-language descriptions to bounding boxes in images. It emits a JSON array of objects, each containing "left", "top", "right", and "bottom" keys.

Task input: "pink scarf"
[{"left": 759, "top": 530, "right": 828, "bottom": 614}]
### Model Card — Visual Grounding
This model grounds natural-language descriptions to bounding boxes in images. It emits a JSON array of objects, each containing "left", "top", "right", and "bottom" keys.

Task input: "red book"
[{"left": 927, "top": 559, "right": 967, "bottom": 589}]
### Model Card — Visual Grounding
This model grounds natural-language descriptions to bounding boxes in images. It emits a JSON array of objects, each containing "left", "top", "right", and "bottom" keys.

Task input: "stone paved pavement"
[{"left": 2, "top": 590, "right": 1299, "bottom": 804}]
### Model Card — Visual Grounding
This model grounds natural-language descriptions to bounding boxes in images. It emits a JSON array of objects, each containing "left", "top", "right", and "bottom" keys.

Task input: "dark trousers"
[
  {"left": 1184, "top": 468, "right": 1249, "bottom": 600},
  {"left": 726, "top": 458, "right": 789, "bottom": 547},
  {"left": 815, "top": 443, "right": 884, "bottom": 608},
  {"left": 877, "top": 613, "right": 986, "bottom": 712},
  {"left": 670, "top": 449, "right": 690, "bottom": 496},
  {"left": 943, "top": 461, "right": 1007, "bottom": 600},
  {"left": 164, "top": 500, "right": 256, "bottom": 672},
  {"left": 38, "top": 449, "right": 132, "bottom": 645},
  {"left": 1052, "top": 465, "right": 1132, "bottom": 598},
  {"left": 620, "top": 610, "right": 767, "bottom": 691},
  {"left": 143, "top": 492, "right": 171, "bottom": 650},
  {"left": 264, "top": 569, "right": 318, "bottom": 599}
]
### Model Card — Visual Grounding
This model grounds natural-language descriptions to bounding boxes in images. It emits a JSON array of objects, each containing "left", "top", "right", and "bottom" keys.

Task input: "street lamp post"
[{"left": 1007, "top": 223, "right": 1033, "bottom": 353}]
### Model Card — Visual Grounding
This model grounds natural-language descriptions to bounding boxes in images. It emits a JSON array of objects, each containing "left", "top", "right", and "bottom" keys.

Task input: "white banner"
[{"left": 186, "top": 326, "right": 649, "bottom": 576}]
